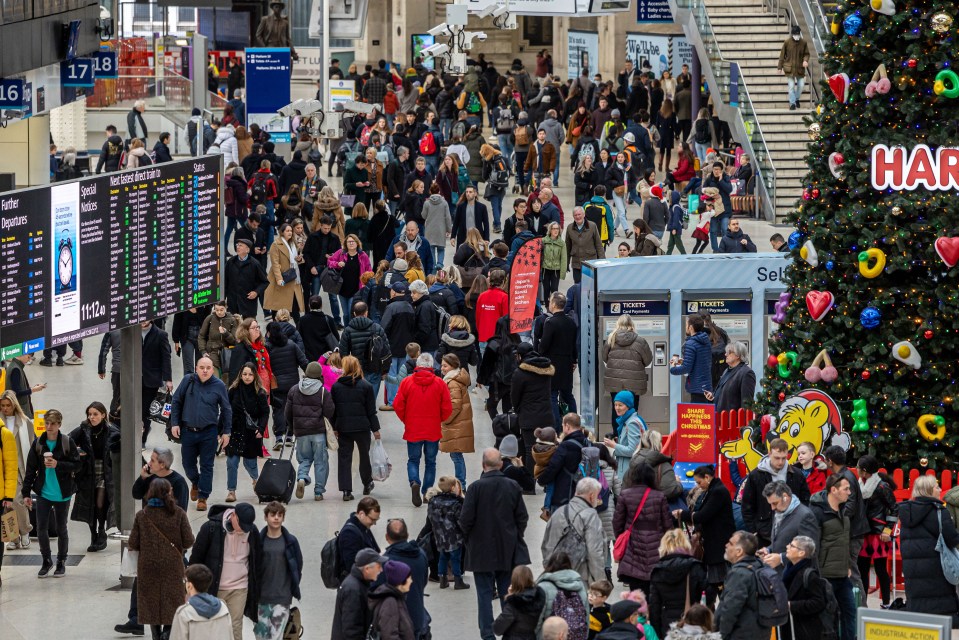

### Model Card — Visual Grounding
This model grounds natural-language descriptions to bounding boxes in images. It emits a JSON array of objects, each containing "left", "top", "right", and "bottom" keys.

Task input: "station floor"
[{"left": 0, "top": 177, "right": 809, "bottom": 639}]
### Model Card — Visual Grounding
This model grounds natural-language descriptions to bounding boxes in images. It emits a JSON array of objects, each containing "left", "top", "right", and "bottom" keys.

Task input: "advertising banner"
[
  {"left": 245, "top": 47, "right": 292, "bottom": 143},
  {"left": 675, "top": 403, "right": 717, "bottom": 462},
  {"left": 509, "top": 236, "right": 543, "bottom": 334},
  {"left": 567, "top": 31, "right": 599, "bottom": 80},
  {"left": 626, "top": 34, "right": 693, "bottom": 79},
  {"left": 411, "top": 35, "right": 436, "bottom": 71}
]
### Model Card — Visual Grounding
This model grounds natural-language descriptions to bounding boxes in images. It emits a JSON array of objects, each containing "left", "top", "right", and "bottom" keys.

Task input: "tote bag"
[{"left": 936, "top": 508, "right": 959, "bottom": 585}]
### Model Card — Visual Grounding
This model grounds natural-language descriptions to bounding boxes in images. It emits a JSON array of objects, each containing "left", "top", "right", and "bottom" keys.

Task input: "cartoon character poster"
[{"left": 720, "top": 389, "right": 850, "bottom": 471}]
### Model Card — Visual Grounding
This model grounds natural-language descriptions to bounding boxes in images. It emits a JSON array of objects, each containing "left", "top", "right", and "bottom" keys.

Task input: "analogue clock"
[{"left": 58, "top": 237, "right": 73, "bottom": 289}]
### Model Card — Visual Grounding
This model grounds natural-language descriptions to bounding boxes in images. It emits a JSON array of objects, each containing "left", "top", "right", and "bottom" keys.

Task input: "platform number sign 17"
[
  {"left": 0, "top": 79, "right": 26, "bottom": 109},
  {"left": 94, "top": 52, "right": 118, "bottom": 80},
  {"left": 61, "top": 58, "right": 95, "bottom": 87}
]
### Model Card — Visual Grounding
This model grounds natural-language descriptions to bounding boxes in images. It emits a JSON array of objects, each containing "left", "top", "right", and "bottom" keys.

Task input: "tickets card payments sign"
[
  {"left": 0, "top": 156, "right": 222, "bottom": 358},
  {"left": 675, "top": 403, "right": 716, "bottom": 463}
]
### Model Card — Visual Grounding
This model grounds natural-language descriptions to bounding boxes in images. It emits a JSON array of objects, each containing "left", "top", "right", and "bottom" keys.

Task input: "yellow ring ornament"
[
  {"left": 917, "top": 414, "right": 946, "bottom": 441},
  {"left": 858, "top": 248, "right": 886, "bottom": 278}
]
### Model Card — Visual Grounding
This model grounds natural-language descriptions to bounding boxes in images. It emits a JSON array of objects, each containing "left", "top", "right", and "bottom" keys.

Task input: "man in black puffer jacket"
[
  {"left": 189, "top": 503, "right": 263, "bottom": 635},
  {"left": 537, "top": 413, "right": 589, "bottom": 511},
  {"left": 409, "top": 281, "right": 440, "bottom": 354},
  {"left": 296, "top": 295, "right": 340, "bottom": 362},
  {"left": 331, "top": 547, "right": 387, "bottom": 640},
  {"left": 380, "top": 282, "right": 416, "bottom": 409},
  {"left": 338, "top": 301, "right": 389, "bottom": 396},
  {"left": 509, "top": 343, "right": 554, "bottom": 471},
  {"left": 286, "top": 362, "right": 335, "bottom": 500}
]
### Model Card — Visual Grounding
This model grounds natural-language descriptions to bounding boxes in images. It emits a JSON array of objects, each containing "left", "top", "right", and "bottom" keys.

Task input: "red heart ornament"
[
  {"left": 829, "top": 73, "right": 850, "bottom": 104},
  {"left": 935, "top": 237, "right": 959, "bottom": 267},
  {"left": 805, "top": 290, "right": 834, "bottom": 321}
]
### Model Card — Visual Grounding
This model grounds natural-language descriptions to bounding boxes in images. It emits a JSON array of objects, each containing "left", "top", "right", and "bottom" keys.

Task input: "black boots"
[{"left": 88, "top": 527, "right": 108, "bottom": 552}]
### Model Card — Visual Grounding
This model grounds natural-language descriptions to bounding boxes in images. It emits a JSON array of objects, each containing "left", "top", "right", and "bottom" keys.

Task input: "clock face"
[{"left": 59, "top": 245, "right": 73, "bottom": 288}]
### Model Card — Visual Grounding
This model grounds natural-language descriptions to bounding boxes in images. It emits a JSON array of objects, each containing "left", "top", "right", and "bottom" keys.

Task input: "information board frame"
[{"left": 0, "top": 155, "right": 223, "bottom": 357}]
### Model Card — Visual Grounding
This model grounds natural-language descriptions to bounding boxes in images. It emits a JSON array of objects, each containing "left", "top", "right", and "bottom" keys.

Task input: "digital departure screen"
[{"left": 0, "top": 156, "right": 221, "bottom": 357}]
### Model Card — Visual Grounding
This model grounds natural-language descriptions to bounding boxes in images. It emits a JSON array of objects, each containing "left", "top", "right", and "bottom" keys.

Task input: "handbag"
[
  {"left": 321, "top": 268, "right": 344, "bottom": 294},
  {"left": 283, "top": 606, "right": 304, "bottom": 639},
  {"left": 571, "top": 125, "right": 582, "bottom": 137},
  {"left": 613, "top": 488, "right": 651, "bottom": 562},
  {"left": 614, "top": 185, "right": 627, "bottom": 197},
  {"left": 281, "top": 267, "right": 298, "bottom": 284},
  {"left": 936, "top": 508, "right": 959, "bottom": 585},
  {"left": 320, "top": 388, "right": 339, "bottom": 451},
  {"left": 339, "top": 194, "right": 355, "bottom": 208},
  {"left": 684, "top": 522, "right": 704, "bottom": 560},
  {"left": 121, "top": 547, "right": 139, "bottom": 577}
]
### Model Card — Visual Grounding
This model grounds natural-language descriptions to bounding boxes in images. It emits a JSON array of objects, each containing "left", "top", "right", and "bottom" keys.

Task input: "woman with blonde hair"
[
  {"left": 1, "top": 391, "right": 32, "bottom": 551},
  {"left": 312, "top": 185, "right": 346, "bottom": 240},
  {"left": 264, "top": 223, "right": 306, "bottom": 321},
  {"left": 439, "top": 354, "right": 473, "bottom": 488},
  {"left": 648, "top": 529, "right": 708, "bottom": 636},
  {"left": 687, "top": 107, "right": 717, "bottom": 164},
  {"left": 452, "top": 227, "right": 490, "bottom": 292},
  {"left": 330, "top": 355, "right": 381, "bottom": 500},
  {"left": 400, "top": 179, "right": 428, "bottom": 227},
  {"left": 125, "top": 138, "right": 152, "bottom": 169},
  {"left": 627, "top": 429, "right": 683, "bottom": 502},
  {"left": 480, "top": 143, "right": 510, "bottom": 232},
  {"left": 404, "top": 251, "right": 426, "bottom": 283}
]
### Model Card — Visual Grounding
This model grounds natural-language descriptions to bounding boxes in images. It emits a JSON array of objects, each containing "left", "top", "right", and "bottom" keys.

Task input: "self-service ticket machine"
[
  {"left": 596, "top": 298, "right": 671, "bottom": 434},
  {"left": 581, "top": 254, "right": 789, "bottom": 435}
]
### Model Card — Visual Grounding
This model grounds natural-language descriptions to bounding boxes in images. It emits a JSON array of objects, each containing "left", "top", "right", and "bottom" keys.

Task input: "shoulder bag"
[
  {"left": 320, "top": 387, "right": 339, "bottom": 451},
  {"left": 936, "top": 508, "right": 959, "bottom": 585},
  {"left": 612, "top": 487, "right": 650, "bottom": 562}
]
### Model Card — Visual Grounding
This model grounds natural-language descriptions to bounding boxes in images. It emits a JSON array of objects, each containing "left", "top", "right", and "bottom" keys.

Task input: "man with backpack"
[
  {"left": 715, "top": 531, "right": 776, "bottom": 640},
  {"left": 540, "top": 477, "right": 606, "bottom": 584},
  {"left": 248, "top": 160, "right": 279, "bottom": 246},
  {"left": 380, "top": 281, "right": 416, "bottom": 410},
  {"left": 418, "top": 120, "right": 444, "bottom": 176},
  {"left": 409, "top": 280, "right": 441, "bottom": 356},
  {"left": 810, "top": 474, "right": 856, "bottom": 640},
  {"left": 537, "top": 413, "right": 591, "bottom": 511},
  {"left": 782, "top": 535, "right": 839, "bottom": 640},
  {"left": 584, "top": 186, "right": 615, "bottom": 248},
  {"left": 338, "top": 300, "right": 390, "bottom": 396}
]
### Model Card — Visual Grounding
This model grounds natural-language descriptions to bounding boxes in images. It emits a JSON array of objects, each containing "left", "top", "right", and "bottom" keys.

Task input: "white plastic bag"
[
  {"left": 121, "top": 547, "right": 139, "bottom": 577},
  {"left": 370, "top": 440, "right": 392, "bottom": 482}
]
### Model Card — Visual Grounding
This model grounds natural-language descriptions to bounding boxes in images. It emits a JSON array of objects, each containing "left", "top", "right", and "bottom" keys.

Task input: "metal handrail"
[{"left": 676, "top": 0, "right": 778, "bottom": 220}]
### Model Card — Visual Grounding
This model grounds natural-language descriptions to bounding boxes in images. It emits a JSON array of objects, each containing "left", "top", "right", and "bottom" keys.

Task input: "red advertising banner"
[
  {"left": 675, "top": 403, "right": 716, "bottom": 463},
  {"left": 509, "top": 236, "right": 543, "bottom": 334}
]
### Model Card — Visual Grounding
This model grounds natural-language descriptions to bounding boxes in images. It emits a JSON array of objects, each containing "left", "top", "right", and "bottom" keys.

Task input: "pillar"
[
  {"left": 691, "top": 49, "right": 701, "bottom": 117},
  {"left": 0, "top": 114, "right": 52, "bottom": 189}
]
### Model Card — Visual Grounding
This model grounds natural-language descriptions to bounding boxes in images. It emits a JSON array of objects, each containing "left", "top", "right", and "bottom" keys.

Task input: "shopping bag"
[
  {"left": 370, "top": 440, "right": 392, "bottom": 482},
  {"left": 1, "top": 509, "right": 19, "bottom": 543},
  {"left": 121, "top": 547, "right": 139, "bottom": 577},
  {"left": 687, "top": 193, "right": 700, "bottom": 214},
  {"left": 149, "top": 392, "right": 173, "bottom": 425}
]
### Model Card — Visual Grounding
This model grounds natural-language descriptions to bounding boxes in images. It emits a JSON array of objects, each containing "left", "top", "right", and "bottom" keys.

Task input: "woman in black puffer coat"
[
  {"left": 508, "top": 343, "right": 555, "bottom": 471},
  {"left": 225, "top": 362, "right": 269, "bottom": 502},
  {"left": 678, "top": 466, "right": 736, "bottom": 608},
  {"left": 612, "top": 461, "right": 673, "bottom": 594},
  {"left": 648, "top": 529, "right": 707, "bottom": 637},
  {"left": 899, "top": 475, "right": 959, "bottom": 624},
  {"left": 493, "top": 566, "right": 546, "bottom": 640},
  {"left": 331, "top": 356, "right": 381, "bottom": 500},
  {"left": 266, "top": 321, "right": 308, "bottom": 449},
  {"left": 436, "top": 315, "right": 479, "bottom": 371}
]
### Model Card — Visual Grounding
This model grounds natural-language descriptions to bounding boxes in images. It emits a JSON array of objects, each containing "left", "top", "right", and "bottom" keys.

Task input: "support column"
[
  {"left": 118, "top": 325, "right": 143, "bottom": 533},
  {"left": 0, "top": 114, "right": 52, "bottom": 188},
  {"left": 691, "top": 49, "right": 702, "bottom": 117}
]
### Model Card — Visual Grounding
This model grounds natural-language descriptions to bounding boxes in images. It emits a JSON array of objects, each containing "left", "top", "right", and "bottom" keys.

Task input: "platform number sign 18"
[
  {"left": 0, "top": 78, "right": 26, "bottom": 109},
  {"left": 61, "top": 58, "right": 95, "bottom": 87},
  {"left": 94, "top": 52, "right": 118, "bottom": 80}
]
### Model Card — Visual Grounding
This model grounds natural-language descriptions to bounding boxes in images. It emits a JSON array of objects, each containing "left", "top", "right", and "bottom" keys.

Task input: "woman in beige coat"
[
  {"left": 439, "top": 354, "right": 473, "bottom": 488},
  {"left": 263, "top": 223, "right": 306, "bottom": 318}
]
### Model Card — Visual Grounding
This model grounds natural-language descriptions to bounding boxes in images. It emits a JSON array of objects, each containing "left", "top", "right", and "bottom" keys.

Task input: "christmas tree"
[{"left": 750, "top": 3, "right": 959, "bottom": 469}]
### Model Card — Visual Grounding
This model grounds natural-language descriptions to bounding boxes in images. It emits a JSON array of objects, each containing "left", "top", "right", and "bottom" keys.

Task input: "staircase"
[{"left": 674, "top": 0, "right": 815, "bottom": 221}]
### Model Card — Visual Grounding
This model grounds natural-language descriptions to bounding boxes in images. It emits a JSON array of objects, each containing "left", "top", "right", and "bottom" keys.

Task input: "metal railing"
[{"left": 675, "top": 0, "right": 777, "bottom": 220}]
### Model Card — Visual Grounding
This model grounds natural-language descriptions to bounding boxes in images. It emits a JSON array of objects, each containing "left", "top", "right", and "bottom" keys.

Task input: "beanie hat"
[
  {"left": 611, "top": 109, "right": 621, "bottom": 118},
  {"left": 192, "top": 108, "right": 202, "bottom": 116},
  {"left": 614, "top": 390, "right": 635, "bottom": 410},
  {"left": 623, "top": 132, "right": 635, "bottom": 143},
  {"left": 499, "top": 434, "right": 519, "bottom": 458},
  {"left": 383, "top": 560, "right": 412, "bottom": 586},
  {"left": 394, "top": 258, "right": 409, "bottom": 271},
  {"left": 305, "top": 362, "right": 324, "bottom": 379}
]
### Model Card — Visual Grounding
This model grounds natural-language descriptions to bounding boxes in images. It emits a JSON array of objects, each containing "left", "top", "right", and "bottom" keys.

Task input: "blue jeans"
[
  {"left": 432, "top": 246, "right": 446, "bottom": 273},
  {"left": 828, "top": 576, "right": 857, "bottom": 640},
  {"left": 450, "top": 452, "right": 466, "bottom": 488},
  {"left": 438, "top": 547, "right": 463, "bottom": 577},
  {"left": 787, "top": 75, "right": 806, "bottom": 106},
  {"left": 709, "top": 214, "right": 729, "bottom": 252},
  {"left": 612, "top": 192, "right": 629, "bottom": 235},
  {"left": 652, "top": 229, "right": 664, "bottom": 240},
  {"left": 385, "top": 357, "right": 405, "bottom": 404},
  {"left": 694, "top": 143, "right": 709, "bottom": 164},
  {"left": 489, "top": 194, "right": 503, "bottom": 228},
  {"left": 552, "top": 163, "right": 560, "bottom": 186},
  {"left": 181, "top": 426, "right": 218, "bottom": 499},
  {"left": 366, "top": 371, "right": 382, "bottom": 404},
  {"left": 550, "top": 387, "right": 577, "bottom": 429},
  {"left": 336, "top": 295, "right": 352, "bottom": 326},
  {"left": 226, "top": 455, "right": 259, "bottom": 491},
  {"left": 514, "top": 151, "right": 528, "bottom": 187},
  {"left": 224, "top": 217, "right": 239, "bottom": 254},
  {"left": 497, "top": 135, "right": 514, "bottom": 170},
  {"left": 263, "top": 201, "right": 276, "bottom": 246},
  {"left": 475, "top": 571, "right": 512, "bottom": 640},
  {"left": 425, "top": 155, "right": 439, "bottom": 176},
  {"left": 440, "top": 118, "right": 453, "bottom": 141},
  {"left": 295, "top": 433, "right": 329, "bottom": 496},
  {"left": 406, "top": 440, "right": 439, "bottom": 490}
]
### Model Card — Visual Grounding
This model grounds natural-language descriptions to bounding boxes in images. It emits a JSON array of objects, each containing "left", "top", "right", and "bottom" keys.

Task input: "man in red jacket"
[
  {"left": 475, "top": 269, "right": 509, "bottom": 352},
  {"left": 393, "top": 353, "right": 452, "bottom": 507}
]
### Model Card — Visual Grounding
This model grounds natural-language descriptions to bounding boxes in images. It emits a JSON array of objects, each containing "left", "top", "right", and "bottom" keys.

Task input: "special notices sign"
[{"left": 675, "top": 403, "right": 716, "bottom": 463}]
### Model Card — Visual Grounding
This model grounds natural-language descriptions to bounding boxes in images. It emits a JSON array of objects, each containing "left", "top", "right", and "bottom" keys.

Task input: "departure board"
[{"left": 0, "top": 156, "right": 222, "bottom": 358}]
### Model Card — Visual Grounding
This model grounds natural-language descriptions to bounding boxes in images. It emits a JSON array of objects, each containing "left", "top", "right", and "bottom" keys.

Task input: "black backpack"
[
  {"left": 803, "top": 567, "right": 840, "bottom": 639},
  {"left": 250, "top": 173, "right": 270, "bottom": 205},
  {"left": 695, "top": 119, "right": 711, "bottom": 145},
  {"left": 366, "top": 331, "right": 392, "bottom": 375},
  {"left": 752, "top": 563, "right": 790, "bottom": 628},
  {"left": 320, "top": 527, "right": 350, "bottom": 589}
]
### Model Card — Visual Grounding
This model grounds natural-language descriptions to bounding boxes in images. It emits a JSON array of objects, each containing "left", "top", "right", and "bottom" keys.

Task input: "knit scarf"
[{"left": 860, "top": 473, "right": 881, "bottom": 499}]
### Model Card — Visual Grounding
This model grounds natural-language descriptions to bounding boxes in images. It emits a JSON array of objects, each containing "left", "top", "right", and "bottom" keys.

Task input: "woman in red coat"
[
  {"left": 665, "top": 142, "right": 697, "bottom": 189},
  {"left": 612, "top": 460, "right": 673, "bottom": 594},
  {"left": 795, "top": 442, "right": 827, "bottom": 495}
]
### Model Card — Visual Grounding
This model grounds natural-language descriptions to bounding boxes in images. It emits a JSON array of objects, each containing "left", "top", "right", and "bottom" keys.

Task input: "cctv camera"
[
  {"left": 427, "top": 23, "right": 450, "bottom": 36},
  {"left": 490, "top": 5, "right": 508, "bottom": 17},
  {"left": 475, "top": 31, "right": 488, "bottom": 41},
  {"left": 423, "top": 43, "right": 449, "bottom": 57},
  {"left": 476, "top": 4, "right": 498, "bottom": 18}
]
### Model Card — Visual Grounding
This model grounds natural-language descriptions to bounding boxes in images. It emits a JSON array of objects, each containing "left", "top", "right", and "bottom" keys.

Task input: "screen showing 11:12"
[{"left": 0, "top": 155, "right": 222, "bottom": 358}]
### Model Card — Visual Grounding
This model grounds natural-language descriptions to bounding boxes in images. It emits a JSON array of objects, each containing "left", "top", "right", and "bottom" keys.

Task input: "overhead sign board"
[
  {"left": 0, "top": 79, "right": 27, "bottom": 110},
  {"left": 93, "top": 51, "right": 118, "bottom": 80},
  {"left": 468, "top": 0, "right": 577, "bottom": 14},
  {"left": 245, "top": 48, "right": 292, "bottom": 143},
  {"left": 0, "top": 156, "right": 222, "bottom": 358},
  {"left": 61, "top": 58, "right": 95, "bottom": 87}
]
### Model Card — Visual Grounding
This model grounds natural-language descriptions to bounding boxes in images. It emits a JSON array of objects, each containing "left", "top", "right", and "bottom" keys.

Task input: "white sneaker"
[
  {"left": 6, "top": 540, "right": 18, "bottom": 550},
  {"left": 19, "top": 535, "right": 30, "bottom": 548},
  {"left": 64, "top": 355, "right": 84, "bottom": 365}
]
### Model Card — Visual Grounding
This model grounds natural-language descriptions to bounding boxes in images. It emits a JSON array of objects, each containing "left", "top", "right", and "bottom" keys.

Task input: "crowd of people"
[{"left": 4, "top": 49, "right": 951, "bottom": 640}]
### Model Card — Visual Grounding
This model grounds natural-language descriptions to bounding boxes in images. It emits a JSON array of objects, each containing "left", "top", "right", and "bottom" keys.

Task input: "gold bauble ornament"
[
  {"left": 891, "top": 206, "right": 903, "bottom": 216},
  {"left": 931, "top": 12, "right": 954, "bottom": 33},
  {"left": 808, "top": 122, "right": 821, "bottom": 140}
]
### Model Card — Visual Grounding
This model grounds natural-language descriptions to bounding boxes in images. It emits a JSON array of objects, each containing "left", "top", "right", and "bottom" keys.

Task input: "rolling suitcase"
[{"left": 254, "top": 437, "right": 296, "bottom": 503}]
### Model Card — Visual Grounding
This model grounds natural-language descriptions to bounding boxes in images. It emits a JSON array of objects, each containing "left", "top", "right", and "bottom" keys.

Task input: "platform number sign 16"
[
  {"left": 61, "top": 58, "right": 95, "bottom": 87},
  {"left": 0, "top": 79, "right": 26, "bottom": 109},
  {"left": 94, "top": 52, "right": 118, "bottom": 80}
]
